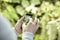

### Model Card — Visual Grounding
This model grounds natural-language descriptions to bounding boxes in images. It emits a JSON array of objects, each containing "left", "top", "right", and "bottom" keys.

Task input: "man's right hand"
[{"left": 22, "top": 18, "right": 39, "bottom": 34}]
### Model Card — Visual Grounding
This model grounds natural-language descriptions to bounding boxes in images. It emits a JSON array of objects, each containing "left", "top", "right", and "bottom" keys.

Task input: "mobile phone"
[
  {"left": 24, "top": 15, "right": 31, "bottom": 25},
  {"left": 21, "top": 15, "right": 31, "bottom": 30}
]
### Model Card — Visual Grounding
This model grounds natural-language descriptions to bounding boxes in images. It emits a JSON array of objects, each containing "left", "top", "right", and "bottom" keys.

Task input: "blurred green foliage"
[{"left": 0, "top": 0, "right": 60, "bottom": 40}]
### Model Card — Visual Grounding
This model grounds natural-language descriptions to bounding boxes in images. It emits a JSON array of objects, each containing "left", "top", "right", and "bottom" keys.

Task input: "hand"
[
  {"left": 15, "top": 17, "right": 24, "bottom": 34},
  {"left": 22, "top": 18, "right": 39, "bottom": 34}
]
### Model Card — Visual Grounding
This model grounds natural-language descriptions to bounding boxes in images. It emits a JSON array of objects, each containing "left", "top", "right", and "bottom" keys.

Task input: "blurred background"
[{"left": 0, "top": 0, "right": 60, "bottom": 40}]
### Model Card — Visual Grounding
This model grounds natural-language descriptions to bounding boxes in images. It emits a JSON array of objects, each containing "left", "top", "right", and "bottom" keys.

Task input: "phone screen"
[{"left": 24, "top": 15, "right": 31, "bottom": 25}]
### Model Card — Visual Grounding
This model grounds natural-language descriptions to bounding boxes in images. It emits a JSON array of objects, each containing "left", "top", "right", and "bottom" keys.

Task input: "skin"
[
  {"left": 15, "top": 17, "right": 24, "bottom": 34},
  {"left": 15, "top": 17, "right": 39, "bottom": 34}
]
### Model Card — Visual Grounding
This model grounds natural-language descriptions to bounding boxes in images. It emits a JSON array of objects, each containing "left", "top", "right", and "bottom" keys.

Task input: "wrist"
[
  {"left": 22, "top": 32, "right": 34, "bottom": 40},
  {"left": 23, "top": 30, "right": 34, "bottom": 34}
]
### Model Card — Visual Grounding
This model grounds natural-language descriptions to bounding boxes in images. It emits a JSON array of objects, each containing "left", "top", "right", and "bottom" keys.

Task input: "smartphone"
[{"left": 24, "top": 15, "right": 31, "bottom": 25}]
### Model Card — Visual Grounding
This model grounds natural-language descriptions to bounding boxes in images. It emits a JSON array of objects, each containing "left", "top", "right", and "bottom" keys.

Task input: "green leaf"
[
  {"left": 3, "top": 0, "right": 20, "bottom": 3},
  {"left": 6, "top": 5, "right": 19, "bottom": 20},
  {"left": 12, "top": 0, "right": 20, "bottom": 3},
  {"left": 16, "top": 5, "right": 27, "bottom": 16},
  {"left": 3, "top": 0, "right": 12, "bottom": 3},
  {"left": 30, "top": 0, "right": 40, "bottom": 5},
  {"left": 21, "top": 0, "right": 30, "bottom": 8},
  {"left": 55, "top": 1, "right": 60, "bottom": 7}
]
